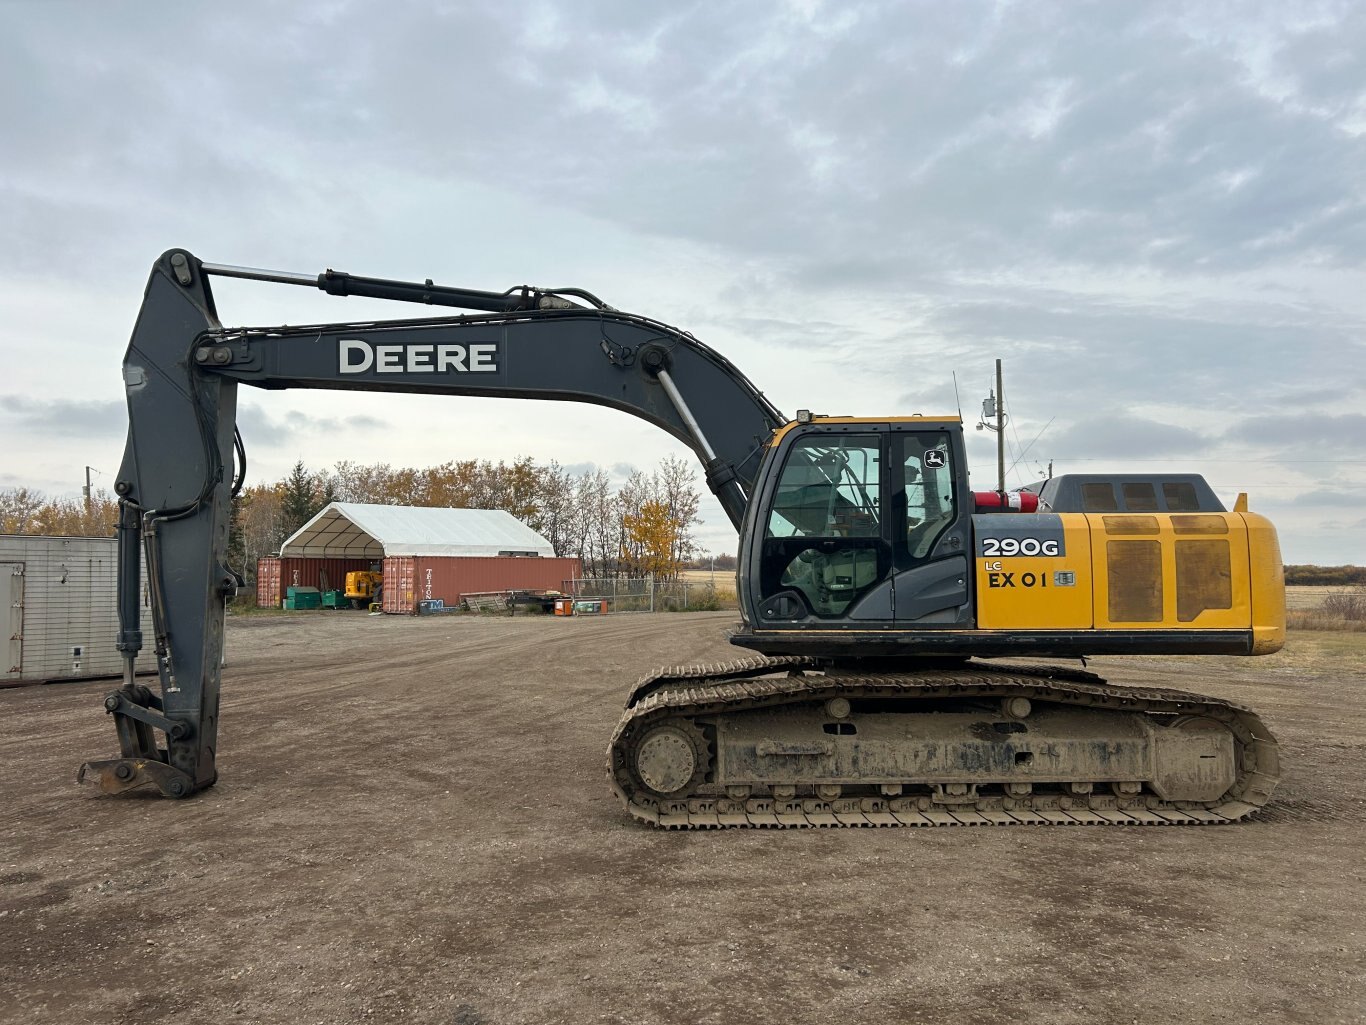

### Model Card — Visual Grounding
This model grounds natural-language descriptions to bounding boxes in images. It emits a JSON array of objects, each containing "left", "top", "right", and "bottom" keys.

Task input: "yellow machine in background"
[{"left": 344, "top": 570, "right": 383, "bottom": 609}]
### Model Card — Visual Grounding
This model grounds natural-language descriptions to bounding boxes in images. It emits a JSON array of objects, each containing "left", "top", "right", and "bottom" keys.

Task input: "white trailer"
[{"left": 1, "top": 534, "right": 152, "bottom": 686}]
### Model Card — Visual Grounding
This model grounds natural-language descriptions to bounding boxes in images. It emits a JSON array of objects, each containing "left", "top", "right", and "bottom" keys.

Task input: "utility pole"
[
  {"left": 978, "top": 362, "right": 1009, "bottom": 496},
  {"left": 83, "top": 466, "right": 94, "bottom": 513}
]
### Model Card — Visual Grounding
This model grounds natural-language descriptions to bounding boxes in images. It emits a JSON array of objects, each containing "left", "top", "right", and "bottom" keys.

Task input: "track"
[{"left": 608, "top": 656, "right": 1281, "bottom": 828}]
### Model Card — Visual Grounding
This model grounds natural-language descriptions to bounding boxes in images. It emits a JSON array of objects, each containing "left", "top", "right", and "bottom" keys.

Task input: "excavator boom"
[{"left": 84, "top": 249, "right": 782, "bottom": 798}]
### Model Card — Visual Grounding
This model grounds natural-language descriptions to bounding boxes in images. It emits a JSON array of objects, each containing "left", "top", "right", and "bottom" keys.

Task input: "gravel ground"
[{"left": 2, "top": 611, "right": 1363, "bottom": 1025}]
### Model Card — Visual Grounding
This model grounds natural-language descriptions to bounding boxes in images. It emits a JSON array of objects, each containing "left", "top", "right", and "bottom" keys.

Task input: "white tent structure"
[{"left": 279, "top": 503, "right": 556, "bottom": 558}]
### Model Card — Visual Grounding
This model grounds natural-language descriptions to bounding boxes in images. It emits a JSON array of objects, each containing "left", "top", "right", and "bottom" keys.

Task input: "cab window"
[
  {"left": 903, "top": 435, "right": 956, "bottom": 558},
  {"left": 767, "top": 436, "right": 880, "bottom": 538}
]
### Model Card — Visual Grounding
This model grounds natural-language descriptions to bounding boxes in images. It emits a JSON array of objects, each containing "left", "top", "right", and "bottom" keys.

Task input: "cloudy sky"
[{"left": 3, "top": 1, "right": 1364, "bottom": 563}]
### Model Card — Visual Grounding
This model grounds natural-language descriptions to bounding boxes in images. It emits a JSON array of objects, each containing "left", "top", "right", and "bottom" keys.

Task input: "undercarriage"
[{"left": 608, "top": 656, "right": 1280, "bottom": 828}]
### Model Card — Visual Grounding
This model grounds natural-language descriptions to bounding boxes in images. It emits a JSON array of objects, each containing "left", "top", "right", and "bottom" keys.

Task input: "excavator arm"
[{"left": 80, "top": 249, "right": 785, "bottom": 798}]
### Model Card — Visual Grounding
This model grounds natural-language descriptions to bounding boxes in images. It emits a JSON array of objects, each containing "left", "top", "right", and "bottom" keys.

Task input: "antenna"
[{"left": 995, "top": 359, "right": 1005, "bottom": 497}]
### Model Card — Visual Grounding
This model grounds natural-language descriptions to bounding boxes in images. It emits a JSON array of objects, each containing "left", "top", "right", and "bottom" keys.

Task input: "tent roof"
[{"left": 279, "top": 503, "right": 556, "bottom": 558}]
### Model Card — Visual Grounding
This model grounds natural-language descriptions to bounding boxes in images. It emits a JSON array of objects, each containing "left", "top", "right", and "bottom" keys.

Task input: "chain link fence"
[{"left": 564, "top": 575, "right": 733, "bottom": 613}]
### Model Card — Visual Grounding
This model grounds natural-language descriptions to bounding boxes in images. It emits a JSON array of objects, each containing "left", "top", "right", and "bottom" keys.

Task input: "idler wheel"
[{"left": 634, "top": 722, "right": 708, "bottom": 797}]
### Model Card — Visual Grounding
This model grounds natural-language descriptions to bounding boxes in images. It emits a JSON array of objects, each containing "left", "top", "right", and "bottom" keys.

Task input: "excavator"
[
  {"left": 343, "top": 568, "right": 383, "bottom": 609},
  {"left": 78, "top": 250, "right": 1284, "bottom": 827}
]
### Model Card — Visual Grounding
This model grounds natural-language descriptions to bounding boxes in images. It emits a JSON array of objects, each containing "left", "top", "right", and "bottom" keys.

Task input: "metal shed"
[
  {"left": 1, "top": 534, "right": 151, "bottom": 686},
  {"left": 280, "top": 503, "right": 559, "bottom": 558},
  {"left": 260, "top": 504, "right": 580, "bottom": 613}
]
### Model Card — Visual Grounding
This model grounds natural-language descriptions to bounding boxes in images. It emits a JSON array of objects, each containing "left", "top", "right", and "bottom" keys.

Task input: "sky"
[{"left": 2, "top": 0, "right": 1364, "bottom": 564}]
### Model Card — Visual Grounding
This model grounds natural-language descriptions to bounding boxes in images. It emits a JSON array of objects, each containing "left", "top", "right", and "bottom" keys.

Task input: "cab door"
[
  {"left": 889, "top": 427, "right": 973, "bottom": 625},
  {"left": 754, "top": 430, "right": 895, "bottom": 623}
]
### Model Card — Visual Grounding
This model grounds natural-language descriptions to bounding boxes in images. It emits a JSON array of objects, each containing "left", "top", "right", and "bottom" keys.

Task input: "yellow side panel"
[
  {"left": 975, "top": 515, "right": 1094, "bottom": 628},
  {"left": 1088, "top": 513, "right": 1252, "bottom": 629},
  {"left": 1243, "top": 511, "right": 1286, "bottom": 654},
  {"left": 973, "top": 507, "right": 1283, "bottom": 650}
]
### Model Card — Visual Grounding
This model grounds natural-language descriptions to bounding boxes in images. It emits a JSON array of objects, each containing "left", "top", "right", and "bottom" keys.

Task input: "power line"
[
  {"left": 1049, "top": 457, "right": 1364, "bottom": 465},
  {"left": 1007, "top": 416, "right": 1056, "bottom": 480}
]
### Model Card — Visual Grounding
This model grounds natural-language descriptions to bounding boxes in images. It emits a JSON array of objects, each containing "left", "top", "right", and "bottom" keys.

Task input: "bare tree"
[
  {"left": 655, "top": 454, "right": 702, "bottom": 574},
  {"left": 530, "top": 460, "right": 576, "bottom": 557}
]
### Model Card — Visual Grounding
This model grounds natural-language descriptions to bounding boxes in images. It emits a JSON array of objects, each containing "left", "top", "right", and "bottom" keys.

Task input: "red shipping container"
[
  {"left": 381, "top": 555, "right": 582, "bottom": 614},
  {"left": 256, "top": 558, "right": 281, "bottom": 609},
  {"left": 256, "top": 556, "right": 375, "bottom": 607}
]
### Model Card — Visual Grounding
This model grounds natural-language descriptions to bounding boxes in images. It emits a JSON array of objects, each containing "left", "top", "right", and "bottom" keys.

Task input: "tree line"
[
  {"left": 1284, "top": 565, "right": 1366, "bottom": 586},
  {"left": 0, "top": 487, "right": 119, "bottom": 537},
  {"left": 232, "top": 455, "right": 705, "bottom": 583},
  {"left": 0, "top": 456, "right": 714, "bottom": 584}
]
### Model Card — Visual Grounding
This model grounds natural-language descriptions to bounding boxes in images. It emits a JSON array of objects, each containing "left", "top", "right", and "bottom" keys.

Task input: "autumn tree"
[
  {"left": 654, "top": 454, "right": 701, "bottom": 572},
  {"left": 495, "top": 457, "right": 541, "bottom": 523},
  {"left": 611, "top": 457, "right": 700, "bottom": 580},
  {"left": 622, "top": 499, "right": 682, "bottom": 578},
  {"left": 419, "top": 461, "right": 473, "bottom": 507},
  {"left": 0, "top": 487, "right": 51, "bottom": 534},
  {"left": 233, "top": 483, "right": 286, "bottom": 580},
  {"left": 615, "top": 469, "right": 654, "bottom": 574},
  {"left": 0, "top": 487, "right": 118, "bottom": 536}
]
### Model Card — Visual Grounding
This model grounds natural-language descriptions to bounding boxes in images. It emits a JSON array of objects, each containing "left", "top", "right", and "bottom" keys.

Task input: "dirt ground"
[{"left": 2, "top": 611, "right": 1364, "bottom": 1025}]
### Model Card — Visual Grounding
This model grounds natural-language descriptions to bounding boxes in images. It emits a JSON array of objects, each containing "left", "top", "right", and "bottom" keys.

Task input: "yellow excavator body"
[{"left": 974, "top": 510, "right": 1285, "bottom": 652}]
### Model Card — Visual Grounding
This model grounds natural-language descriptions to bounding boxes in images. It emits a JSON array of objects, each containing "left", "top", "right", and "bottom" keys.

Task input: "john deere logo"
[{"left": 339, "top": 339, "right": 498, "bottom": 374}]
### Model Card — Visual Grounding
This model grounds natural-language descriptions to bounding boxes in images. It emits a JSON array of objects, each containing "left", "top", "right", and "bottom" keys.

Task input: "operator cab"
[{"left": 740, "top": 417, "right": 974, "bottom": 630}]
